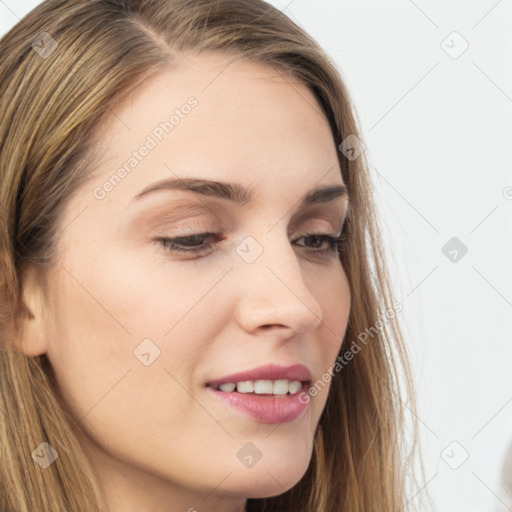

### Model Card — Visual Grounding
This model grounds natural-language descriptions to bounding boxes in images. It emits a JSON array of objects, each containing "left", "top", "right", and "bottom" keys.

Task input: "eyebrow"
[{"left": 131, "top": 177, "right": 349, "bottom": 209}]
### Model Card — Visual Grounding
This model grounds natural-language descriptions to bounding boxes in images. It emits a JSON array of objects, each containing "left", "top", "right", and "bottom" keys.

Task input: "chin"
[{"left": 226, "top": 458, "right": 310, "bottom": 498}]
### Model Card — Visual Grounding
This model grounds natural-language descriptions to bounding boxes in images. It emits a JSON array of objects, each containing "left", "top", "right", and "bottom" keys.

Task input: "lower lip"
[{"left": 205, "top": 382, "right": 310, "bottom": 424}]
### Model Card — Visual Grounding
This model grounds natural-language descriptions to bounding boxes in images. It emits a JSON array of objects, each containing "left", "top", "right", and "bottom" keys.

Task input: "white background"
[{"left": 1, "top": 1, "right": 511, "bottom": 511}]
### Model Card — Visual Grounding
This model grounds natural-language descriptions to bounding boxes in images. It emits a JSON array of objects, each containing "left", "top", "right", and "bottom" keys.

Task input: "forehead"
[{"left": 87, "top": 51, "right": 343, "bottom": 208}]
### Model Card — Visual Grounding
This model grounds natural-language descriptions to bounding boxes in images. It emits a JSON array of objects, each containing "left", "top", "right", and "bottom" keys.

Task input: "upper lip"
[{"left": 205, "top": 363, "right": 312, "bottom": 388}]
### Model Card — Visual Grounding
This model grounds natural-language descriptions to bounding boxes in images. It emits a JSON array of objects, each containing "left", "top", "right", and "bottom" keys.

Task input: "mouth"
[
  {"left": 205, "top": 380, "right": 311, "bottom": 424},
  {"left": 204, "top": 363, "right": 313, "bottom": 423}
]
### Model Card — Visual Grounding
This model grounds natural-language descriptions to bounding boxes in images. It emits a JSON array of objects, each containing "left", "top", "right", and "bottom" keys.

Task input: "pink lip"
[
  {"left": 205, "top": 363, "right": 312, "bottom": 424},
  {"left": 206, "top": 381, "right": 310, "bottom": 424},
  {"left": 205, "top": 363, "right": 312, "bottom": 388}
]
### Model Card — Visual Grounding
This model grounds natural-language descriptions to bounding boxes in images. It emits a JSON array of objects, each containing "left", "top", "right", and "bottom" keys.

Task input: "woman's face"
[{"left": 27, "top": 52, "right": 351, "bottom": 511}]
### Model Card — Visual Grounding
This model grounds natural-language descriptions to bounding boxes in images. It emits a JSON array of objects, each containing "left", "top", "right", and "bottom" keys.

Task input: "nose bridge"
[{"left": 233, "top": 225, "right": 323, "bottom": 334}]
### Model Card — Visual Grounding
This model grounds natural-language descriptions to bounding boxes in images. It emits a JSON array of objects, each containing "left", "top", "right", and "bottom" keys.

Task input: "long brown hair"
[{"left": 0, "top": 1, "right": 430, "bottom": 510}]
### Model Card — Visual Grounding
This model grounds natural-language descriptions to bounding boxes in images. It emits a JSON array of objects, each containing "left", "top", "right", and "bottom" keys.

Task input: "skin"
[{"left": 18, "top": 51, "right": 351, "bottom": 512}]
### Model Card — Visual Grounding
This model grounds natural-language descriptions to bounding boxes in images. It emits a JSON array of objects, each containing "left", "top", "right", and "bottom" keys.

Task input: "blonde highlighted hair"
[{"left": 0, "top": 1, "right": 430, "bottom": 510}]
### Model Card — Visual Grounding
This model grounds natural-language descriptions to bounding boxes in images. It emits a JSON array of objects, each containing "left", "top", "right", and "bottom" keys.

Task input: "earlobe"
[{"left": 15, "top": 266, "right": 49, "bottom": 357}]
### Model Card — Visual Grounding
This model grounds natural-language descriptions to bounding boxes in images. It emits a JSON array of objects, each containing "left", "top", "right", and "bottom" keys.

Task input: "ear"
[{"left": 14, "top": 266, "right": 49, "bottom": 357}]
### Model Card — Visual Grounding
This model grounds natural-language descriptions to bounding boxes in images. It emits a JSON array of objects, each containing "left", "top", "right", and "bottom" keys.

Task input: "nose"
[{"left": 232, "top": 231, "right": 324, "bottom": 337}]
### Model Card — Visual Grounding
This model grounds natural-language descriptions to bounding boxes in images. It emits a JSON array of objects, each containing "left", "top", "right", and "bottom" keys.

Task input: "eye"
[
  {"left": 155, "top": 231, "right": 347, "bottom": 260},
  {"left": 155, "top": 232, "right": 221, "bottom": 254},
  {"left": 294, "top": 233, "right": 347, "bottom": 260}
]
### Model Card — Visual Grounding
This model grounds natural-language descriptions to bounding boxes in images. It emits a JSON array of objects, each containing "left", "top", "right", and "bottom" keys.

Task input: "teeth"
[
  {"left": 272, "top": 379, "right": 290, "bottom": 395},
  {"left": 216, "top": 379, "right": 303, "bottom": 395},
  {"left": 218, "top": 382, "right": 236, "bottom": 392},
  {"left": 236, "top": 381, "right": 254, "bottom": 393},
  {"left": 289, "top": 380, "right": 302, "bottom": 394}
]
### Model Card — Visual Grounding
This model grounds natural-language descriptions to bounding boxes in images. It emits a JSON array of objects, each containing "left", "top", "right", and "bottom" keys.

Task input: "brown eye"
[{"left": 294, "top": 233, "right": 347, "bottom": 260}]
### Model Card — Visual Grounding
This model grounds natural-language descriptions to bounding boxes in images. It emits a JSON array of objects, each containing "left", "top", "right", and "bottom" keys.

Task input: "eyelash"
[{"left": 155, "top": 231, "right": 347, "bottom": 261}]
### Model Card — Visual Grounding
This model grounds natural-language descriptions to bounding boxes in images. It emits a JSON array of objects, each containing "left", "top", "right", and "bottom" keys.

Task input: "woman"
[{"left": 0, "top": 1, "right": 428, "bottom": 511}]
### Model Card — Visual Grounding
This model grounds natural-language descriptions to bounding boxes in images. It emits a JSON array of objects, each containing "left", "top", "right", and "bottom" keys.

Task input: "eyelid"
[
  {"left": 150, "top": 208, "right": 345, "bottom": 238},
  {"left": 156, "top": 218, "right": 219, "bottom": 235},
  {"left": 147, "top": 200, "right": 345, "bottom": 224},
  {"left": 291, "top": 218, "right": 343, "bottom": 238}
]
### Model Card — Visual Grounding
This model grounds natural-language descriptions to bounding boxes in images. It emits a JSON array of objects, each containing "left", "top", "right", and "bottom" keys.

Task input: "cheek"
[
  {"left": 313, "top": 262, "right": 351, "bottom": 343},
  {"left": 309, "top": 267, "right": 351, "bottom": 404},
  {"left": 44, "top": 239, "right": 233, "bottom": 432},
  {"left": 332, "top": 270, "right": 351, "bottom": 356}
]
